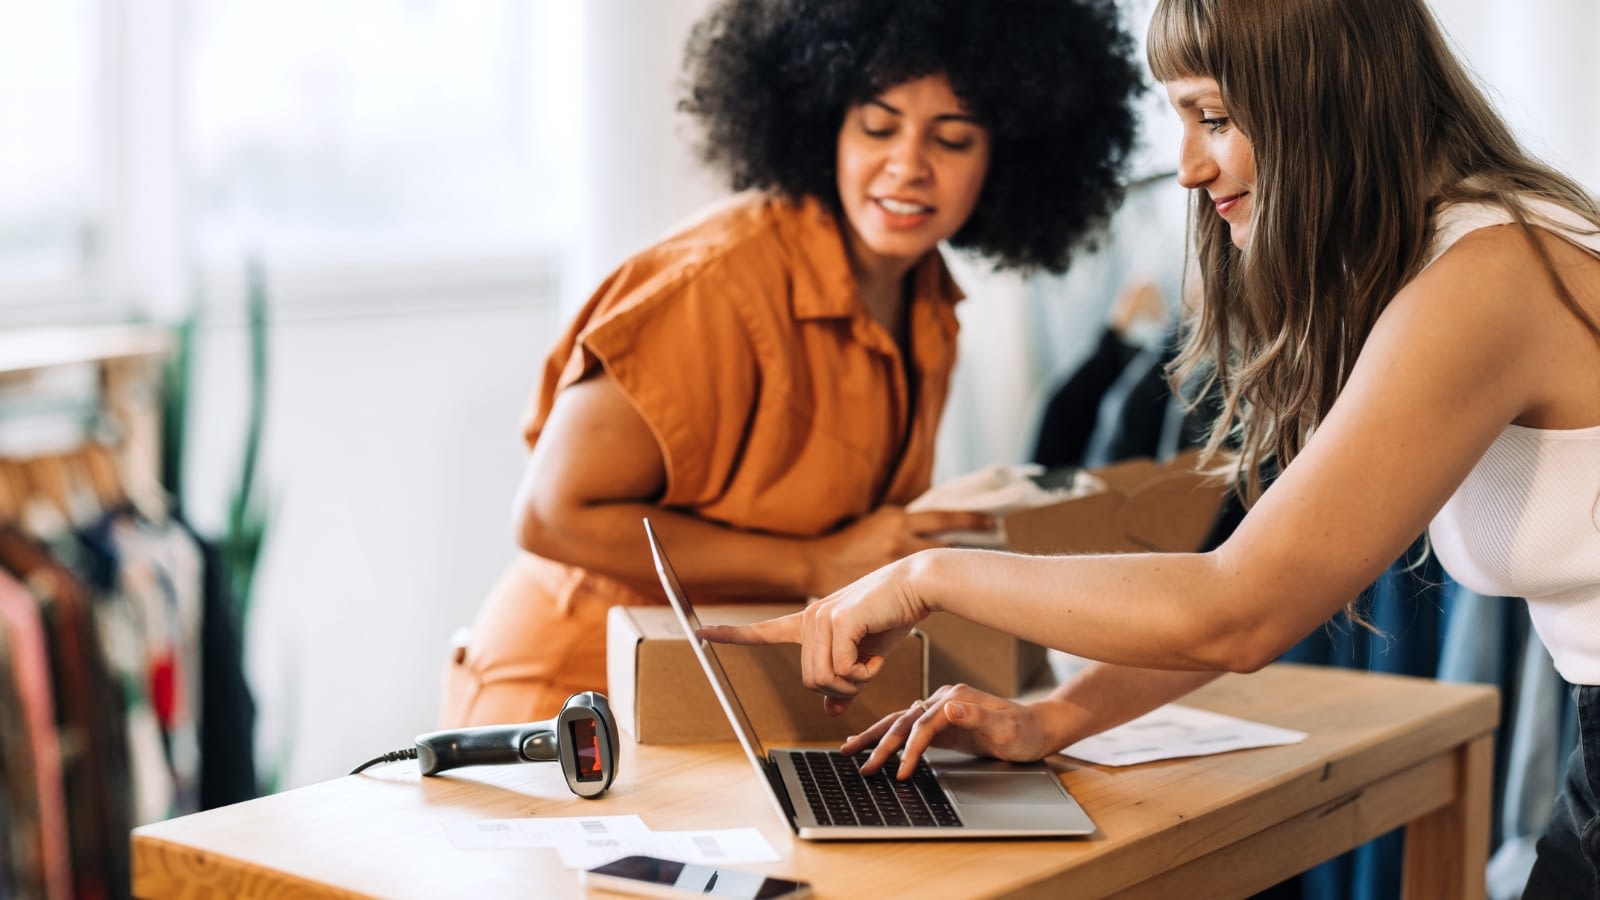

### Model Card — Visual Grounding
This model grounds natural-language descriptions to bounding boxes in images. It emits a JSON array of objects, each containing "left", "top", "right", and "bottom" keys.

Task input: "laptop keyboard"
[{"left": 792, "top": 750, "right": 962, "bottom": 828}]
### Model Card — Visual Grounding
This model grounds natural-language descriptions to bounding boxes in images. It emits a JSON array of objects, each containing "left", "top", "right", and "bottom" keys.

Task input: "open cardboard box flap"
[{"left": 1003, "top": 450, "right": 1231, "bottom": 556}]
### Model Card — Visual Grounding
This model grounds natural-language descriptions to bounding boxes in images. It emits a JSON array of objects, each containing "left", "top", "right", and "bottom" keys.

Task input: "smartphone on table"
[{"left": 580, "top": 854, "right": 812, "bottom": 899}]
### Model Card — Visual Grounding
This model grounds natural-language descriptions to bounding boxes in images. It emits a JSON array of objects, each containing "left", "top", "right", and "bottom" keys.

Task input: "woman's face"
[
  {"left": 834, "top": 74, "right": 991, "bottom": 274},
  {"left": 1166, "top": 76, "right": 1257, "bottom": 250}
]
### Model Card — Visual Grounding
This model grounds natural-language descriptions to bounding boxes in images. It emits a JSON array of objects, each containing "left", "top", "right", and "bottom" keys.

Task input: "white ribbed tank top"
[{"left": 1425, "top": 198, "right": 1600, "bottom": 685}]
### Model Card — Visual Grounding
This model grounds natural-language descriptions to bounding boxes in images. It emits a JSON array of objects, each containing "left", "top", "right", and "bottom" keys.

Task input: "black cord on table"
[{"left": 350, "top": 746, "right": 418, "bottom": 775}]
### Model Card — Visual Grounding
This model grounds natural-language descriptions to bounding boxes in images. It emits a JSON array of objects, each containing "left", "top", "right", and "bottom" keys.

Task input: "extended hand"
[
  {"left": 700, "top": 554, "right": 935, "bottom": 712},
  {"left": 805, "top": 507, "right": 993, "bottom": 597},
  {"left": 842, "top": 684, "right": 1059, "bottom": 780}
]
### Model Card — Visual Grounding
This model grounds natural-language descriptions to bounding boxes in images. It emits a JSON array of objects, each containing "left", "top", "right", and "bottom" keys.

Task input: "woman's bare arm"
[
  {"left": 514, "top": 372, "right": 993, "bottom": 597},
  {"left": 710, "top": 225, "right": 1583, "bottom": 693}
]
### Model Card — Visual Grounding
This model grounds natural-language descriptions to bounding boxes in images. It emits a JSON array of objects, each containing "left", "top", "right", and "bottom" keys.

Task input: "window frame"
[{"left": 0, "top": 0, "right": 571, "bottom": 327}]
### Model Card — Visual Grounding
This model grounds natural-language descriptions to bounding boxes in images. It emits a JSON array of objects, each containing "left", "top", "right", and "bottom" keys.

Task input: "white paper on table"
[
  {"left": 442, "top": 814, "right": 650, "bottom": 850},
  {"left": 556, "top": 827, "right": 780, "bottom": 870},
  {"left": 1060, "top": 704, "right": 1307, "bottom": 767}
]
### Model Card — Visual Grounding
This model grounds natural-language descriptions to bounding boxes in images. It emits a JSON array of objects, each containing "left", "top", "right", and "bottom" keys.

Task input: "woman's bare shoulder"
[{"left": 1399, "top": 219, "right": 1600, "bottom": 428}]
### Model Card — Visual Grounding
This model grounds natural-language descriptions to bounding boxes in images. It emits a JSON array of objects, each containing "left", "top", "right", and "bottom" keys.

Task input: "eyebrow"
[
  {"left": 866, "top": 97, "right": 982, "bottom": 125},
  {"left": 1171, "top": 89, "right": 1223, "bottom": 111}
]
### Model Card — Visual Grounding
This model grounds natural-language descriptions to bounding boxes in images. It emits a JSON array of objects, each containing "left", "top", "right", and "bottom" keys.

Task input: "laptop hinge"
[{"left": 764, "top": 757, "right": 801, "bottom": 829}]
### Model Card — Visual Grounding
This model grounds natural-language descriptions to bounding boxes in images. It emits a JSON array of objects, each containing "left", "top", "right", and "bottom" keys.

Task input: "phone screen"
[{"left": 585, "top": 855, "right": 811, "bottom": 899}]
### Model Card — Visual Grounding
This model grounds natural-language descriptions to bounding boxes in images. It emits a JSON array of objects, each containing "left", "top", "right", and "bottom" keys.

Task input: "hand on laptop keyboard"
[
  {"left": 843, "top": 684, "right": 1064, "bottom": 780},
  {"left": 795, "top": 750, "right": 961, "bottom": 828}
]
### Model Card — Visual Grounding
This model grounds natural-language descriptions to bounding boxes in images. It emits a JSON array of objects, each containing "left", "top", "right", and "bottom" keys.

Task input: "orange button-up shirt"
[{"left": 443, "top": 191, "right": 964, "bottom": 724}]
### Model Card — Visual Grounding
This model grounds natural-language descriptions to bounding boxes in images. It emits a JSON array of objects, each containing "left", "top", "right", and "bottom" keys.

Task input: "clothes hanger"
[
  {"left": 0, "top": 458, "right": 17, "bottom": 525},
  {"left": 58, "top": 448, "right": 113, "bottom": 525},
  {"left": 19, "top": 454, "right": 98, "bottom": 537},
  {"left": 25, "top": 456, "right": 76, "bottom": 520},
  {"left": 80, "top": 440, "right": 170, "bottom": 522},
  {"left": 0, "top": 459, "right": 34, "bottom": 533},
  {"left": 80, "top": 442, "right": 129, "bottom": 513}
]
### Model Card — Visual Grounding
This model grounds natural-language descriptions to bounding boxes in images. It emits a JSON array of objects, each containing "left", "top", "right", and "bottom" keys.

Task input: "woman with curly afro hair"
[{"left": 439, "top": 0, "right": 1142, "bottom": 727}]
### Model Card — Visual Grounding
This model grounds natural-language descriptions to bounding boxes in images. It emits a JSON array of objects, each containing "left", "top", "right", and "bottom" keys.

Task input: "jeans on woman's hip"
[{"left": 1524, "top": 684, "right": 1600, "bottom": 898}]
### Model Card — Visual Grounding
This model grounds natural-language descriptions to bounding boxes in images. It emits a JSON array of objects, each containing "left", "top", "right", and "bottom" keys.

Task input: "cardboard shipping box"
[
  {"left": 607, "top": 603, "right": 927, "bottom": 746},
  {"left": 916, "top": 611, "right": 1048, "bottom": 698},
  {"left": 918, "top": 450, "right": 1231, "bottom": 696},
  {"left": 1002, "top": 450, "right": 1231, "bottom": 556}
]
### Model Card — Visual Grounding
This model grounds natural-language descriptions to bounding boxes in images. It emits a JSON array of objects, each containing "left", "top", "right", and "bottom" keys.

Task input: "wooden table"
[{"left": 132, "top": 664, "right": 1497, "bottom": 899}]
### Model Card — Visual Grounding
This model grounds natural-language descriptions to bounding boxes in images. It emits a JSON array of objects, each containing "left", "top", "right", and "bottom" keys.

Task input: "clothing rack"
[
  {"left": 0, "top": 324, "right": 257, "bottom": 900},
  {"left": 0, "top": 325, "right": 171, "bottom": 510}
]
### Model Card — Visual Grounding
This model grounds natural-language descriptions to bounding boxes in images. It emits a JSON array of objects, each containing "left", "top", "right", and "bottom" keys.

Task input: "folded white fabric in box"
[{"left": 908, "top": 463, "right": 1104, "bottom": 547}]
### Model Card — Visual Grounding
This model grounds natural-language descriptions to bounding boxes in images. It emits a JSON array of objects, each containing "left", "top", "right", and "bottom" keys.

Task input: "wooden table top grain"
[{"left": 132, "top": 663, "right": 1498, "bottom": 900}]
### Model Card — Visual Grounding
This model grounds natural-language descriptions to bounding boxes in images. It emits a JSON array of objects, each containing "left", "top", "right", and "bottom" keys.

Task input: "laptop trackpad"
[
  {"left": 942, "top": 771, "right": 1065, "bottom": 806},
  {"left": 942, "top": 771, "right": 1082, "bottom": 829}
]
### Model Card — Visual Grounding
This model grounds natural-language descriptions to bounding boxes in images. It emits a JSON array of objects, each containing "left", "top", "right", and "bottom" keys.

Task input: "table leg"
[{"left": 1402, "top": 733, "right": 1492, "bottom": 900}]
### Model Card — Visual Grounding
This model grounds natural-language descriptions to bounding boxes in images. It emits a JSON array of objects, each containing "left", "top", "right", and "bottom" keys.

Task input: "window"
[
  {"left": 186, "top": 0, "right": 580, "bottom": 273},
  {"left": 0, "top": 0, "right": 581, "bottom": 317},
  {"left": 0, "top": 0, "right": 100, "bottom": 307}
]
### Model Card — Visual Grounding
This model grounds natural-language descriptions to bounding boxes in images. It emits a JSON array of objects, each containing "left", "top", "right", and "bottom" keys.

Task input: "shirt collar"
[{"left": 774, "top": 195, "right": 965, "bottom": 321}]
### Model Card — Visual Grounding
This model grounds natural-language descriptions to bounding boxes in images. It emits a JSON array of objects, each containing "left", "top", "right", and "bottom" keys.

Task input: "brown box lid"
[{"left": 1003, "top": 450, "right": 1229, "bottom": 556}]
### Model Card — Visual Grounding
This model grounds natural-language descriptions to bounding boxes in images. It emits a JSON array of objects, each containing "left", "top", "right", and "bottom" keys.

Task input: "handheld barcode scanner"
[{"left": 351, "top": 691, "right": 620, "bottom": 797}]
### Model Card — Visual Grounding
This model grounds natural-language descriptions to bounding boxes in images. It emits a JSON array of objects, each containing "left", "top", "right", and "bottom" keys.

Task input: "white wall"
[
  {"left": 185, "top": 0, "right": 1599, "bottom": 792},
  {"left": 185, "top": 1, "right": 721, "bottom": 791},
  {"left": 567, "top": 0, "right": 727, "bottom": 312},
  {"left": 190, "top": 298, "right": 554, "bottom": 789},
  {"left": 1431, "top": 0, "right": 1600, "bottom": 192}
]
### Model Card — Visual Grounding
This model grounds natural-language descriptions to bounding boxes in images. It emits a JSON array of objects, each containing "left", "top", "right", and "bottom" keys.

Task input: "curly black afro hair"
[{"left": 680, "top": 0, "right": 1143, "bottom": 274}]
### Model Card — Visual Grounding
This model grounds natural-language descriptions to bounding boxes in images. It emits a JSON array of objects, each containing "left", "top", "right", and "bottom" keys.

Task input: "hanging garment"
[
  {"left": 78, "top": 509, "right": 204, "bottom": 818},
  {"left": 0, "top": 570, "right": 72, "bottom": 899},
  {"left": 0, "top": 524, "right": 132, "bottom": 900}
]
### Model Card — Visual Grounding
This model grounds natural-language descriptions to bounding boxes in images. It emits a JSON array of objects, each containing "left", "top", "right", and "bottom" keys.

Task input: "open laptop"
[{"left": 643, "top": 518, "right": 1097, "bottom": 839}]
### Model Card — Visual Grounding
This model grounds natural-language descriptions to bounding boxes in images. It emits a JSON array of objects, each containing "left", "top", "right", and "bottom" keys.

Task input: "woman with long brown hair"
[{"left": 709, "top": 0, "right": 1600, "bottom": 893}]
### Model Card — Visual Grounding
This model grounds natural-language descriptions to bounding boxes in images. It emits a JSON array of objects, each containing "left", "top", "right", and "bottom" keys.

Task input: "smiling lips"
[
  {"left": 876, "top": 196, "right": 933, "bottom": 220},
  {"left": 1213, "top": 192, "right": 1247, "bottom": 216}
]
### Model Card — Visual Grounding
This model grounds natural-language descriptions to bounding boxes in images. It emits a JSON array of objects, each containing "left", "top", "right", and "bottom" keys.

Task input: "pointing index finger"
[{"left": 697, "top": 612, "right": 805, "bottom": 646}]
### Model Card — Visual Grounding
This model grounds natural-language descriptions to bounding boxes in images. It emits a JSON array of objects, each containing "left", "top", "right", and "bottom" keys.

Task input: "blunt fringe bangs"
[{"left": 1145, "top": 0, "right": 1217, "bottom": 84}]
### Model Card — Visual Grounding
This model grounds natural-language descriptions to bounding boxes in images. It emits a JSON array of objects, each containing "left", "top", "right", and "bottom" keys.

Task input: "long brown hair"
[{"left": 1148, "top": 0, "right": 1600, "bottom": 503}]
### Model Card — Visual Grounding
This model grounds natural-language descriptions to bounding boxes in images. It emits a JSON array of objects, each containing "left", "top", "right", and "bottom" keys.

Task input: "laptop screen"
[{"left": 643, "top": 518, "right": 772, "bottom": 767}]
